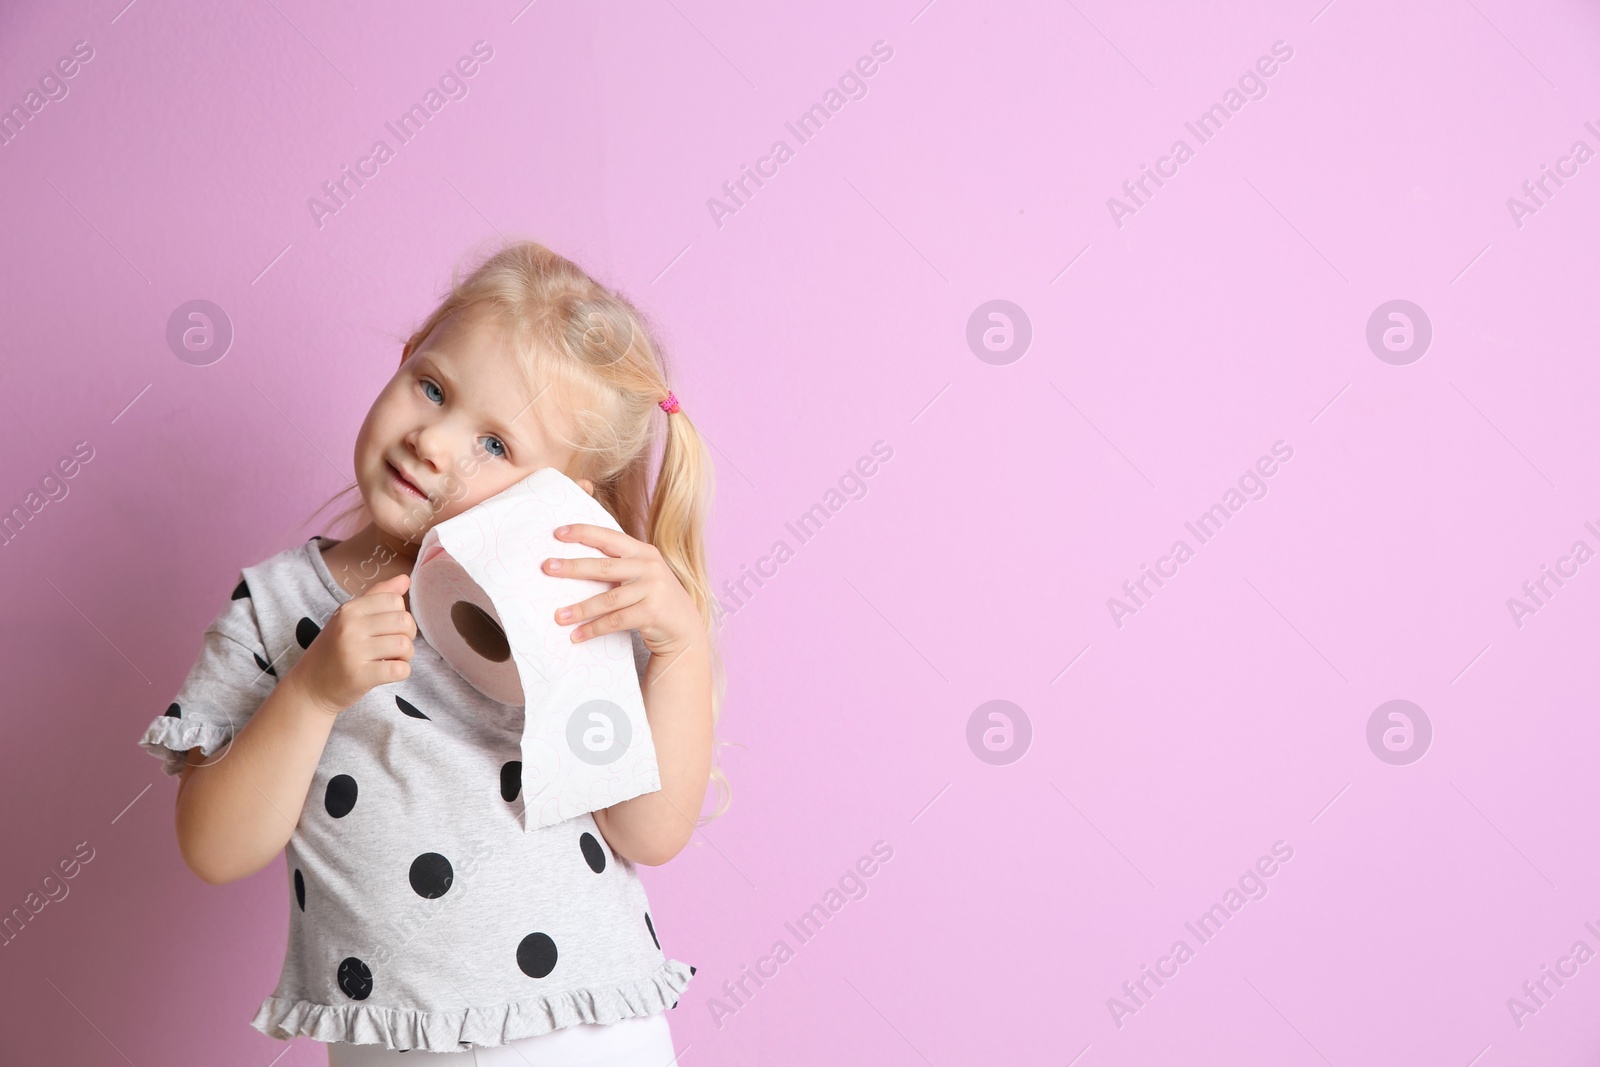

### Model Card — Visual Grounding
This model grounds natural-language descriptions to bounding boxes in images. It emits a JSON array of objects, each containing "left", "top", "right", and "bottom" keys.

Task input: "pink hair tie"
[{"left": 658, "top": 391, "right": 680, "bottom": 414}]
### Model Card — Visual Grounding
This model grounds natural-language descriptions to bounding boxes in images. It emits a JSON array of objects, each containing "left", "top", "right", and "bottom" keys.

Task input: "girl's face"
[{"left": 353, "top": 304, "right": 588, "bottom": 546}]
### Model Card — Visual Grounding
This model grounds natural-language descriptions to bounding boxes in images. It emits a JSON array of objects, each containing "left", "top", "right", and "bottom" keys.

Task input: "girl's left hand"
[{"left": 543, "top": 524, "right": 703, "bottom": 657}]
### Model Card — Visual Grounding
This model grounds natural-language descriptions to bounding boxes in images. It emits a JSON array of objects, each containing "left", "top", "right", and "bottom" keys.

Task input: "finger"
[
  {"left": 558, "top": 581, "right": 647, "bottom": 627},
  {"left": 368, "top": 633, "right": 415, "bottom": 661},
  {"left": 365, "top": 572, "right": 411, "bottom": 595},
  {"left": 349, "top": 591, "right": 408, "bottom": 616},
  {"left": 572, "top": 603, "right": 646, "bottom": 641},
  {"left": 365, "top": 658, "right": 411, "bottom": 687},
  {"left": 553, "top": 523, "right": 647, "bottom": 558},
  {"left": 363, "top": 610, "right": 417, "bottom": 638},
  {"left": 543, "top": 553, "right": 647, "bottom": 583}
]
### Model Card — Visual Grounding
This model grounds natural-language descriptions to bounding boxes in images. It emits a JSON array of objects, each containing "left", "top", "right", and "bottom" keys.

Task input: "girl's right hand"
[{"left": 288, "top": 572, "right": 416, "bottom": 715}]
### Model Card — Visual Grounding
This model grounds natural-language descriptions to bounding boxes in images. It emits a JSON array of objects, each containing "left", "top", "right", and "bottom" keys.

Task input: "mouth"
[{"left": 387, "top": 461, "right": 428, "bottom": 501}]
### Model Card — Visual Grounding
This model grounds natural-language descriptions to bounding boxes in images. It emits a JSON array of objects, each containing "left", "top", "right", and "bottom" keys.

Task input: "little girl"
[{"left": 138, "top": 240, "right": 726, "bottom": 1064}]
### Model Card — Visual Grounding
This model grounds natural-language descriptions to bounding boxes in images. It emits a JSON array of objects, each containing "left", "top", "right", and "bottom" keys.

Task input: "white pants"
[{"left": 325, "top": 1012, "right": 677, "bottom": 1066}]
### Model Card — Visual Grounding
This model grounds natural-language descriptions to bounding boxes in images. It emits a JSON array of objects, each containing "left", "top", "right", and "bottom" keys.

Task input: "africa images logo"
[
  {"left": 1106, "top": 40, "right": 1295, "bottom": 229},
  {"left": 307, "top": 41, "right": 495, "bottom": 230}
]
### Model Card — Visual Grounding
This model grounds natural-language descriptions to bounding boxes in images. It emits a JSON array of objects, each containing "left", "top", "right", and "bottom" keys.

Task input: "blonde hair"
[{"left": 300, "top": 238, "right": 730, "bottom": 823}]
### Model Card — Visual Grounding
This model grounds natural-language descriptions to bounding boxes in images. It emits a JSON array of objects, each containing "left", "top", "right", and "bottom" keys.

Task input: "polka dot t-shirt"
[{"left": 137, "top": 536, "right": 695, "bottom": 1053}]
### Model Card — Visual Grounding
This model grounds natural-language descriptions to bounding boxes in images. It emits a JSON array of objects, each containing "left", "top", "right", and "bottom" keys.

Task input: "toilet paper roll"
[{"left": 410, "top": 467, "right": 661, "bottom": 831}]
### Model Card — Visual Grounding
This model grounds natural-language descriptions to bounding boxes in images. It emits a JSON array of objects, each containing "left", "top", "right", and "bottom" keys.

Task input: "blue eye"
[{"left": 420, "top": 376, "right": 506, "bottom": 459}]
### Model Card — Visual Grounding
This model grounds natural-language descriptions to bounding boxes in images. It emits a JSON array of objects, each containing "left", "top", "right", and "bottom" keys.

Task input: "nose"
[{"left": 405, "top": 424, "right": 452, "bottom": 473}]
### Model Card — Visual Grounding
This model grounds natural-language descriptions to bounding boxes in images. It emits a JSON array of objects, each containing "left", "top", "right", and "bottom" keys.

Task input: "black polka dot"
[
  {"left": 294, "top": 869, "right": 306, "bottom": 911},
  {"left": 671, "top": 1000, "right": 678, "bottom": 1010},
  {"left": 232, "top": 579, "right": 250, "bottom": 600},
  {"left": 579, "top": 832, "right": 606, "bottom": 874},
  {"left": 325, "top": 774, "right": 358, "bottom": 818},
  {"left": 165, "top": 702, "right": 181, "bottom": 718},
  {"left": 645, "top": 912, "right": 660, "bottom": 950},
  {"left": 254, "top": 652, "right": 277, "bottom": 678},
  {"left": 690, "top": 965, "right": 697, "bottom": 975},
  {"left": 296, "top": 617, "right": 321, "bottom": 649},
  {"left": 409, "top": 853, "right": 454, "bottom": 898},
  {"left": 337, "top": 956, "right": 373, "bottom": 1000},
  {"left": 500, "top": 761, "right": 521, "bottom": 802},
  {"left": 516, "top": 933, "right": 558, "bottom": 979},
  {"left": 396, "top": 696, "right": 430, "bottom": 720}
]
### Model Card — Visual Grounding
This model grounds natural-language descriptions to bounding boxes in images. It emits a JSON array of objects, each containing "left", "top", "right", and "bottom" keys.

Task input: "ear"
[{"left": 576, "top": 477, "right": 596, "bottom": 496}]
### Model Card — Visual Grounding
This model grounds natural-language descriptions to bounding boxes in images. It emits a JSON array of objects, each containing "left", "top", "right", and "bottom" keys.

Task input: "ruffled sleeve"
[{"left": 138, "top": 577, "right": 278, "bottom": 778}]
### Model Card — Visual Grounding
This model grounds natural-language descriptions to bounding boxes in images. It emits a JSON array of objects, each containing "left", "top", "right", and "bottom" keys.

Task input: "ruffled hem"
[
  {"left": 249, "top": 958, "right": 694, "bottom": 1052},
  {"left": 138, "top": 716, "right": 234, "bottom": 778}
]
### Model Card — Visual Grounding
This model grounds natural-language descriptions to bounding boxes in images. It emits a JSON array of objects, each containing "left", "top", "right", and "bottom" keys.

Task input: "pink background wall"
[{"left": 3, "top": 0, "right": 1599, "bottom": 1063}]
